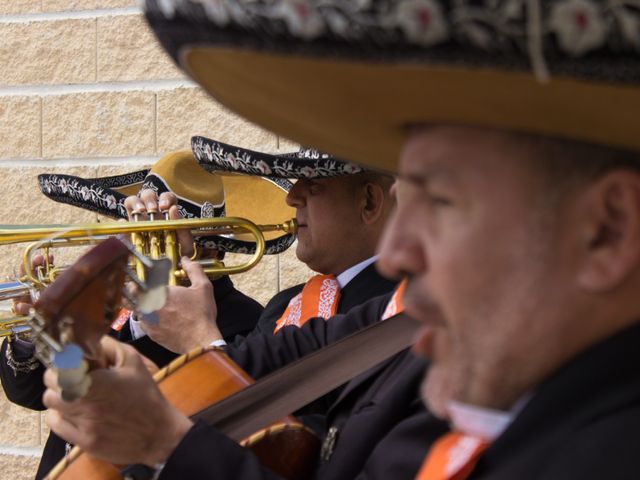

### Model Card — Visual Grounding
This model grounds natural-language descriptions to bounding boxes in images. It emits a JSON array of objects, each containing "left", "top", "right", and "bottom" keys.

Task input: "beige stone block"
[
  {"left": 0, "top": 19, "right": 95, "bottom": 86},
  {"left": 0, "top": 0, "right": 40, "bottom": 14},
  {"left": 225, "top": 252, "right": 278, "bottom": 306},
  {"left": 156, "top": 87, "right": 277, "bottom": 154},
  {"left": 98, "top": 14, "right": 183, "bottom": 82},
  {"left": 0, "top": 96, "right": 41, "bottom": 159},
  {"left": 0, "top": 166, "right": 99, "bottom": 281},
  {"left": 43, "top": 91, "right": 155, "bottom": 158},
  {"left": 278, "top": 241, "right": 314, "bottom": 291},
  {"left": 0, "top": 454, "right": 40, "bottom": 480},
  {"left": 43, "top": 0, "right": 136, "bottom": 11},
  {"left": 0, "top": 393, "right": 41, "bottom": 446}
]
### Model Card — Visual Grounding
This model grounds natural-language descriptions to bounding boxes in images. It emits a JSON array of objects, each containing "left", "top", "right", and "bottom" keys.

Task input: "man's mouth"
[
  {"left": 412, "top": 326, "right": 435, "bottom": 358},
  {"left": 403, "top": 279, "right": 445, "bottom": 328}
]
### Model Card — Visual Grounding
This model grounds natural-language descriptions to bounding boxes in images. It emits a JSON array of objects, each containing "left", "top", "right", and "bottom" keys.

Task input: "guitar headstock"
[{"left": 33, "top": 237, "right": 130, "bottom": 400}]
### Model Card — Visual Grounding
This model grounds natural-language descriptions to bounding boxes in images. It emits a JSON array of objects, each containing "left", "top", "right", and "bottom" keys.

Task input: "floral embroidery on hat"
[
  {"left": 192, "top": 136, "right": 364, "bottom": 178},
  {"left": 148, "top": 0, "right": 640, "bottom": 81},
  {"left": 277, "top": 0, "right": 326, "bottom": 40},
  {"left": 38, "top": 175, "right": 127, "bottom": 218},
  {"left": 549, "top": 0, "right": 608, "bottom": 57},
  {"left": 394, "top": 0, "right": 449, "bottom": 46}
]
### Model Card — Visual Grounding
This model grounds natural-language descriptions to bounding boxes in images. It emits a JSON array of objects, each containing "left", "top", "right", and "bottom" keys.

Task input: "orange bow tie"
[{"left": 415, "top": 432, "right": 490, "bottom": 480}]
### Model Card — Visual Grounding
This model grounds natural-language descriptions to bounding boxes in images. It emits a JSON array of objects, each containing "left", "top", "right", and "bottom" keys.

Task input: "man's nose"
[
  {"left": 376, "top": 208, "right": 426, "bottom": 280},
  {"left": 285, "top": 182, "right": 306, "bottom": 208}
]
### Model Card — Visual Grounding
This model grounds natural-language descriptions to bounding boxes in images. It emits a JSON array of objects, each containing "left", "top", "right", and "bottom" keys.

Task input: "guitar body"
[{"left": 46, "top": 348, "right": 320, "bottom": 480}]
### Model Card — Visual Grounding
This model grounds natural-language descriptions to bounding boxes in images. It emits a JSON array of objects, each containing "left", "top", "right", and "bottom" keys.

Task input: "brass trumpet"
[
  {"left": 0, "top": 216, "right": 297, "bottom": 337},
  {"left": 0, "top": 216, "right": 296, "bottom": 286}
]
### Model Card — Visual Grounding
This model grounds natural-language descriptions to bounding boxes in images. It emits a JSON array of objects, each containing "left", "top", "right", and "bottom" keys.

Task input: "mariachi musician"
[{"left": 129, "top": 137, "right": 398, "bottom": 352}]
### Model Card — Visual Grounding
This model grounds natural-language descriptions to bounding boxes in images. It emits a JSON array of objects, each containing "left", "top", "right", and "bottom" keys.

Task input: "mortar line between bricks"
[
  {"left": 0, "top": 79, "right": 196, "bottom": 97},
  {"left": 39, "top": 97, "right": 43, "bottom": 158},
  {"left": 0, "top": 156, "right": 159, "bottom": 168},
  {"left": 276, "top": 253, "right": 281, "bottom": 292},
  {"left": 154, "top": 93, "right": 158, "bottom": 154},
  {"left": 0, "top": 445, "right": 43, "bottom": 457},
  {"left": 0, "top": 7, "right": 140, "bottom": 23},
  {"left": 94, "top": 17, "right": 98, "bottom": 83}
]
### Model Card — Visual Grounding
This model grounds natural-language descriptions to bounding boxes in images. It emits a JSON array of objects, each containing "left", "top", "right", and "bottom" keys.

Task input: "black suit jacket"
[
  {"left": 160, "top": 294, "right": 448, "bottom": 480},
  {"left": 470, "top": 321, "right": 640, "bottom": 479},
  {"left": 234, "top": 262, "right": 398, "bottom": 435},
  {"left": 0, "top": 275, "right": 262, "bottom": 480}
]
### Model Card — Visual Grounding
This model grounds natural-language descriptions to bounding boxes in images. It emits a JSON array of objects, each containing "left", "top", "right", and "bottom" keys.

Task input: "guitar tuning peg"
[
  {"left": 137, "top": 286, "right": 167, "bottom": 315},
  {"left": 52, "top": 343, "right": 92, "bottom": 402},
  {"left": 124, "top": 257, "right": 171, "bottom": 314}
]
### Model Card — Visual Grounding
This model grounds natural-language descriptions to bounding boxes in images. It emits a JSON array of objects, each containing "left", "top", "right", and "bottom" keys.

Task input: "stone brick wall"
[{"left": 0, "top": 3, "right": 312, "bottom": 478}]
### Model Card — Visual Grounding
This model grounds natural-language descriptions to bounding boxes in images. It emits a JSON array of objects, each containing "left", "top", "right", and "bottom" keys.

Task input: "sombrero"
[
  {"left": 38, "top": 150, "right": 296, "bottom": 254},
  {"left": 143, "top": 0, "right": 640, "bottom": 173},
  {"left": 192, "top": 136, "right": 365, "bottom": 178}
]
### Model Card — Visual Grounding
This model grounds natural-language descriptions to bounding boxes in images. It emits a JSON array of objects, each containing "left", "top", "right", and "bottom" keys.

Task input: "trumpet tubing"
[
  {"left": 0, "top": 281, "right": 32, "bottom": 302},
  {"left": 0, "top": 217, "right": 296, "bottom": 245},
  {"left": 0, "top": 314, "right": 31, "bottom": 337},
  {"left": 0, "top": 217, "right": 297, "bottom": 287}
]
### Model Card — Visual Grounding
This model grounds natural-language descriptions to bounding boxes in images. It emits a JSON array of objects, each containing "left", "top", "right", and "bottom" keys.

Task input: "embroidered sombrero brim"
[
  {"left": 38, "top": 151, "right": 296, "bottom": 255},
  {"left": 192, "top": 136, "right": 364, "bottom": 178},
  {"left": 144, "top": 1, "right": 640, "bottom": 173}
]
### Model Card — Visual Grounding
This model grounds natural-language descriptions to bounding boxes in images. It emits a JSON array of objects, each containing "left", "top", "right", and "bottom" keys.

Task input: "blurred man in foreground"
[{"left": 42, "top": 1, "right": 640, "bottom": 479}]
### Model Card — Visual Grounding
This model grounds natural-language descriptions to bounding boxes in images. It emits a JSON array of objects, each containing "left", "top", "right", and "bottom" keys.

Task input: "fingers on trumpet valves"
[
  {"left": 124, "top": 195, "right": 146, "bottom": 221},
  {"left": 158, "top": 191, "right": 178, "bottom": 212}
]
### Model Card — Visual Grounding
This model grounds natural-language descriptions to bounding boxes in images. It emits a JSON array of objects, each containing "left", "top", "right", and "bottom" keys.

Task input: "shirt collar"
[
  {"left": 336, "top": 256, "right": 378, "bottom": 289},
  {"left": 446, "top": 396, "right": 530, "bottom": 442}
]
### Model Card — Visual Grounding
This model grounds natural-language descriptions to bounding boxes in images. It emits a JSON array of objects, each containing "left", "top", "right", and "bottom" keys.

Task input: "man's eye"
[{"left": 426, "top": 195, "right": 451, "bottom": 207}]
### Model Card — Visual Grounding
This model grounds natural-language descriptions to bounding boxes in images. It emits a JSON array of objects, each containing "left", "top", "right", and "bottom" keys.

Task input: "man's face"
[
  {"left": 286, "top": 176, "right": 366, "bottom": 274},
  {"left": 378, "top": 126, "right": 578, "bottom": 417}
]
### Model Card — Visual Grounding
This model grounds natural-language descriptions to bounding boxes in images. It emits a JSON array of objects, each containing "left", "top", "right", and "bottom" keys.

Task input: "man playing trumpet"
[{"left": 127, "top": 138, "right": 397, "bottom": 357}]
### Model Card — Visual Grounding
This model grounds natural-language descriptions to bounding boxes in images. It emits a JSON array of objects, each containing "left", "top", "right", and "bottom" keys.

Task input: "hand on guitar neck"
[{"left": 43, "top": 336, "right": 193, "bottom": 467}]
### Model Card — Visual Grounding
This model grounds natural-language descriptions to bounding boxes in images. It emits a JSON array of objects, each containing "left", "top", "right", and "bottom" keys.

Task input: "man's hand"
[
  {"left": 139, "top": 257, "right": 223, "bottom": 353},
  {"left": 13, "top": 253, "right": 53, "bottom": 315},
  {"left": 124, "top": 190, "right": 195, "bottom": 257},
  {"left": 43, "top": 336, "right": 193, "bottom": 467}
]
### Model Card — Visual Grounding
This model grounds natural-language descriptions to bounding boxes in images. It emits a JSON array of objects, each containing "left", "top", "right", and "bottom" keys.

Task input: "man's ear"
[
  {"left": 577, "top": 170, "right": 640, "bottom": 293},
  {"left": 361, "top": 183, "right": 386, "bottom": 225}
]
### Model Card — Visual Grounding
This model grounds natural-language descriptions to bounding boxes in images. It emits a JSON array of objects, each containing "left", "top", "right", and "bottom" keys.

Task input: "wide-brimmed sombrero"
[
  {"left": 192, "top": 136, "right": 364, "bottom": 178},
  {"left": 38, "top": 150, "right": 296, "bottom": 254},
  {"left": 144, "top": 0, "right": 640, "bottom": 173}
]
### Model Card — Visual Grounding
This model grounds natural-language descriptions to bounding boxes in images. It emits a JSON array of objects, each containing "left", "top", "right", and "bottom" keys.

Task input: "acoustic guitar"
[{"left": 32, "top": 237, "right": 319, "bottom": 480}]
